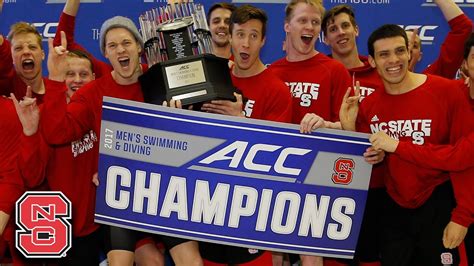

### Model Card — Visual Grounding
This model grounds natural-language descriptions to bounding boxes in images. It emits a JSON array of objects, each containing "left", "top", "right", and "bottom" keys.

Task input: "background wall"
[{"left": 1, "top": 0, "right": 473, "bottom": 73}]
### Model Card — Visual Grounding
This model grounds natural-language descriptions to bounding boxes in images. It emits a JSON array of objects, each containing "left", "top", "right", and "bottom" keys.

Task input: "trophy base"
[{"left": 140, "top": 54, "right": 236, "bottom": 106}]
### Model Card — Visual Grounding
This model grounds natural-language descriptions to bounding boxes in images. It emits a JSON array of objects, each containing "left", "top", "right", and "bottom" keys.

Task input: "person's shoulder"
[{"left": 268, "top": 57, "right": 287, "bottom": 68}]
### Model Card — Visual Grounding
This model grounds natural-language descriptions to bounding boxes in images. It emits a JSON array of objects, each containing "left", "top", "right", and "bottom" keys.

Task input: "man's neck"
[
  {"left": 384, "top": 72, "right": 426, "bottom": 95},
  {"left": 286, "top": 49, "right": 318, "bottom": 62},
  {"left": 22, "top": 76, "right": 45, "bottom": 95},
  {"left": 233, "top": 60, "right": 266, "bottom": 78},
  {"left": 213, "top": 43, "right": 232, "bottom": 59},
  {"left": 332, "top": 48, "right": 364, "bottom": 69},
  {"left": 112, "top": 65, "right": 143, "bottom": 86}
]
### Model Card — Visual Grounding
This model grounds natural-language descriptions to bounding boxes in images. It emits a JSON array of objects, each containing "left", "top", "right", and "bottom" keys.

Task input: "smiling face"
[
  {"left": 284, "top": 2, "right": 322, "bottom": 61},
  {"left": 10, "top": 32, "right": 44, "bottom": 82},
  {"left": 231, "top": 19, "right": 265, "bottom": 76},
  {"left": 104, "top": 27, "right": 142, "bottom": 84},
  {"left": 209, "top": 7, "right": 233, "bottom": 48},
  {"left": 324, "top": 12, "right": 359, "bottom": 57},
  {"left": 369, "top": 36, "right": 410, "bottom": 89},
  {"left": 65, "top": 56, "right": 95, "bottom": 98}
]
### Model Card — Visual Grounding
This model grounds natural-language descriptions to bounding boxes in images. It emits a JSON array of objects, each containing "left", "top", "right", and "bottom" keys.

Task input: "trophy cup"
[{"left": 138, "top": 3, "right": 236, "bottom": 106}]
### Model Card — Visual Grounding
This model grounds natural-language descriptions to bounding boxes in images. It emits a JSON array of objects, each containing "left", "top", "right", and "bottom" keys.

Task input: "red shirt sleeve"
[
  {"left": 41, "top": 80, "right": 94, "bottom": 145},
  {"left": 394, "top": 132, "right": 474, "bottom": 171},
  {"left": 18, "top": 132, "right": 51, "bottom": 189},
  {"left": 423, "top": 14, "right": 473, "bottom": 79},
  {"left": 445, "top": 83, "right": 474, "bottom": 227},
  {"left": 53, "top": 12, "right": 112, "bottom": 79},
  {"left": 0, "top": 39, "right": 15, "bottom": 96}
]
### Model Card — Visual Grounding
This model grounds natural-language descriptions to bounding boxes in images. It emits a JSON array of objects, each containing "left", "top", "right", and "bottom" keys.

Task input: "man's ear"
[
  {"left": 284, "top": 21, "right": 290, "bottom": 34},
  {"left": 368, "top": 55, "right": 376, "bottom": 68}
]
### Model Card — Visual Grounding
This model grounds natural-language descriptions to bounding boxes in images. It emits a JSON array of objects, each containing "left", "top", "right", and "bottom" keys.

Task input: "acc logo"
[
  {"left": 198, "top": 141, "right": 312, "bottom": 178},
  {"left": 423, "top": 0, "right": 474, "bottom": 7},
  {"left": 15, "top": 192, "right": 72, "bottom": 258},
  {"left": 31, "top": 22, "right": 58, "bottom": 41},
  {"left": 332, "top": 158, "right": 355, "bottom": 185},
  {"left": 399, "top": 25, "right": 439, "bottom": 45}
]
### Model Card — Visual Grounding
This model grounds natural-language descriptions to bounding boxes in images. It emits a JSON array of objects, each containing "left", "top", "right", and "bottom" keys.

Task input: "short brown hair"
[
  {"left": 207, "top": 2, "right": 237, "bottom": 23},
  {"left": 7, "top": 22, "right": 43, "bottom": 49},
  {"left": 321, "top": 5, "right": 356, "bottom": 35},
  {"left": 229, "top": 5, "right": 268, "bottom": 39},
  {"left": 67, "top": 50, "right": 94, "bottom": 73},
  {"left": 285, "top": 0, "right": 325, "bottom": 22}
]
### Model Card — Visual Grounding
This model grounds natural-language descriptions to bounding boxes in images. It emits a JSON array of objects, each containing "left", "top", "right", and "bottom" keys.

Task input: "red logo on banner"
[
  {"left": 332, "top": 158, "right": 355, "bottom": 185},
  {"left": 15, "top": 192, "right": 72, "bottom": 258}
]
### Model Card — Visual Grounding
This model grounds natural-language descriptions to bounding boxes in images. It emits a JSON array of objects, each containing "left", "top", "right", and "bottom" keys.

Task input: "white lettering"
[{"left": 191, "top": 181, "right": 230, "bottom": 226}]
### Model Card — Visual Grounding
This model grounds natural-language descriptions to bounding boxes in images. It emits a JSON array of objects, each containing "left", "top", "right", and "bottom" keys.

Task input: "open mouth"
[
  {"left": 22, "top": 59, "right": 35, "bottom": 70},
  {"left": 240, "top": 53, "right": 250, "bottom": 61},
  {"left": 386, "top": 65, "right": 402, "bottom": 75},
  {"left": 301, "top": 34, "right": 313, "bottom": 45},
  {"left": 118, "top": 57, "right": 130, "bottom": 68},
  {"left": 337, "top": 38, "right": 349, "bottom": 45}
]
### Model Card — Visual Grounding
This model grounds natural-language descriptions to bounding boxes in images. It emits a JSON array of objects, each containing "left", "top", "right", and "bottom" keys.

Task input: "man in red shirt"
[
  {"left": 269, "top": 0, "right": 351, "bottom": 131},
  {"left": 41, "top": 16, "right": 202, "bottom": 266},
  {"left": 200, "top": 5, "right": 292, "bottom": 265},
  {"left": 368, "top": 33, "right": 474, "bottom": 266},
  {"left": 0, "top": 22, "right": 59, "bottom": 102},
  {"left": 0, "top": 87, "right": 47, "bottom": 264},
  {"left": 341, "top": 24, "right": 473, "bottom": 266}
]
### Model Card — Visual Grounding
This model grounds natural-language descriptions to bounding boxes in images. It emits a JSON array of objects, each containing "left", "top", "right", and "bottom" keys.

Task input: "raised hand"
[
  {"left": 339, "top": 81, "right": 361, "bottom": 131},
  {"left": 48, "top": 31, "right": 69, "bottom": 82},
  {"left": 11, "top": 86, "right": 40, "bottom": 136}
]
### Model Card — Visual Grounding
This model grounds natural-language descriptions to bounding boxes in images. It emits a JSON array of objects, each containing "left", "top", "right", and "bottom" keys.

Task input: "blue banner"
[{"left": 95, "top": 97, "right": 372, "bottom": 259}]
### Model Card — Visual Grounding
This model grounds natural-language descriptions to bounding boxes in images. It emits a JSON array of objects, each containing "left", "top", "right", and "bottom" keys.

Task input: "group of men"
[{"left": 0, "top": 0, "right": 473, "bottom": 265}]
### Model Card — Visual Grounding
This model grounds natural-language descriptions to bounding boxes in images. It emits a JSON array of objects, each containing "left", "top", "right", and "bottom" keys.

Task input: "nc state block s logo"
[
  {"left": 332, "top": 158, "right": 355, "bottom": 185},
  {"left": 15, "top": 192, "right": 72, "bottom": 258}
]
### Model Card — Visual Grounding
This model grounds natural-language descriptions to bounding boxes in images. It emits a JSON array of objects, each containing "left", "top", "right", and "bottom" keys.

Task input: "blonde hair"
[
  {"left": 7, "top": 22, "right": 43, "bottom": 49},
  {"left": 285, "top": 0, "right": 325, "bottom": 22}
]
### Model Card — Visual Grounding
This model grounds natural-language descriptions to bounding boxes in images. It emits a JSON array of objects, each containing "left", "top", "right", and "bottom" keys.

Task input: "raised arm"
[
  {"left": 53, "top": 0, "right": 112, "bottom": 78},
  {"left": 423, "top": 0, "right": 473, "bottom": 78},
  {"left": 11, "top": 86, "right": 50, "bottom": 189},
  {"left": 43, "top": 33, "right": 95, "bottom": 144},
  {"left": 435, "top": 0, "right": 462, "bottom": 21},
  {"left": 0, "top": 37, "right": 16, "bottom": 96}
]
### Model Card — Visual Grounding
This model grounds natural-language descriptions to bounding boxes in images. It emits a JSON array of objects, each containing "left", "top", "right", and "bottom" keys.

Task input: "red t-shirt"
[
  {"left": 231, "top": 69, "right": 292, "bottom": 123},
  {"left": 269, "top": 53, "right": 351, "bottom": 124},
  {"left": 357, "top": 74, "right": 473, "bottom": 226}
]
